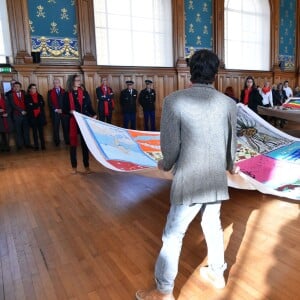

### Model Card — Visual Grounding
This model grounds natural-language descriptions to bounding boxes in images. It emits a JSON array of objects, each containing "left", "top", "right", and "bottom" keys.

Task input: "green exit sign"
[{"left": 0, "top": 67, "right": 12, "bottom": 73}]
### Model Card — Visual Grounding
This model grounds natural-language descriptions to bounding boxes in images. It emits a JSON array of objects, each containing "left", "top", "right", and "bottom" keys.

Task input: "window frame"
[{"left": 213, "top": 0, "right": 276, "bottom": 71}]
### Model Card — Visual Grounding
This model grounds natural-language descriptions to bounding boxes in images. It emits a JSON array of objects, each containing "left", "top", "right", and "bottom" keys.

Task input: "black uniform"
[
  {"left": 120, "top": 88, "right": 138, "bottom": 129},
  {"left": 139, "top": 87, "right": 156, "bottom": 131}
]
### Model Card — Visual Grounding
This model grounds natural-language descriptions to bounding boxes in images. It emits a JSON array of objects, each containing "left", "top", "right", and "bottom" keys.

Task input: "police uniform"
[
  {"left": 120, "top": 80, "right": 138, "bottom": 129},
  {"left": 139, "top": 80, "right": 156, "bottom": 131}
]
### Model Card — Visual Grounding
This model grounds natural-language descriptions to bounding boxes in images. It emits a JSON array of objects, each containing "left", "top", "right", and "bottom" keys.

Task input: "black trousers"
[
  {"left": 99, "top": 113, "right": 112, "bottom": 124},
  {"left": 69, "top": 131, "right": 89, "bottom": 168},
  {"left": 52, "top": 113, "right": 70, "bottom": 145},
  {"left": 31, "top": 117, "right": 45, "bottom": 149}
]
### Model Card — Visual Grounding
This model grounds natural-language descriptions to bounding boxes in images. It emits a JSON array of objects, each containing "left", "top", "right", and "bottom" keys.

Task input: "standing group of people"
[
  {"left": 114, "top": 79, "right": 156, "bottom": 131},
  {"left": 226, "top": 77, "right": 293, "bottom": 112},
  {"left": 0, "top": 75, "right": 159, "bottom": 173},
  {"left": 224, "top": 78, "right": 294, "bottom": 128},
  {"left": 0, "top": 80, "right": 46, "bottom": 152},
  {"left": 95, "top": 77, "right": 157, "bottom": 131}
]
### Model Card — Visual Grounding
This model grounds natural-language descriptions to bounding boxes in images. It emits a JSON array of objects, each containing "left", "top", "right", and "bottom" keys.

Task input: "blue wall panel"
[
  {"left": 28, "top": 0, "right": 79, "bottom": 59},
  {"left": 184, "top": 0, "right": 213, "bottom": 58},
  {"left": 278, "top": 0, "right": 296, "bottom": 69}
]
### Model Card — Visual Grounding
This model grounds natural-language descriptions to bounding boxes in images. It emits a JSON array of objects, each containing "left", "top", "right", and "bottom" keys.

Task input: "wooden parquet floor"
[{"left": 0, "top": 121, "right": 300, "bottom": 300}]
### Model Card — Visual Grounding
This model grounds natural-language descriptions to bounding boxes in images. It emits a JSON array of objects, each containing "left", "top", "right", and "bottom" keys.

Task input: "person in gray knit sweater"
[{"left": 136, "top": 50, "right": 239, "bottom": 300}]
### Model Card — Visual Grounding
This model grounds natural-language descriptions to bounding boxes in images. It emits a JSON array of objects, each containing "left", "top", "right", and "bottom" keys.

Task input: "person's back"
[
  {"left": 161, "top": 84, "right": 236, "bottom": 204},
  {"left": 136, "top": 49, "right": 238, "bottom": 300}
]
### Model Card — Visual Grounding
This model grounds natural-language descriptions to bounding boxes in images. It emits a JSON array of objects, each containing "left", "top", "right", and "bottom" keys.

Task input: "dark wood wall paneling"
[{"left": 1, "top": 0, "right": 300, "bottom": 140}]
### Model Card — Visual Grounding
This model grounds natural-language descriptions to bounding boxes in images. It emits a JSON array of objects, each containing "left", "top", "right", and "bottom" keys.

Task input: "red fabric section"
[
  {"left": 101, "top": 85, "right": 114, "bottom": 115},
  {"left": 0, "top": 96, "right": 6, "bottom": 111},
  {"left": 0, "top": 95, "right": 8, "bottom": 131},
  {"left": 50, "top": 88, "right": 59, "bottom": 109},
  {"left": 69, "top": 88, "right": 83, "bottom": 147},
  {"left": 262, "top": 86, "right": 271, "bottom": 94},
  {"left": 13, "top": 92, "right": 25, "bottom": 111},
  {"left": 104, "top": 101, "right": 109, "bottom": 116},
  {"left": 101, "top": 85, "right": 107, "bottom": 96},
  {"left": 31, "top": 93, "right": 40, "bottom": 118},
  {"left": 101, "top": 85, "right": 109, "bottom": 116},
  {"left": 243, "top": 88, "right": 252, "bottom": 105}
]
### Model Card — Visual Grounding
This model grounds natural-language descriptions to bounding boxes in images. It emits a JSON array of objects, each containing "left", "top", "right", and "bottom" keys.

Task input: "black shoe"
[
  {"left": 41, "top": 146, "right": 46, "bottom": 150},
  {"left": 34, "top": 147, "right": 39, "bottom": 151}
]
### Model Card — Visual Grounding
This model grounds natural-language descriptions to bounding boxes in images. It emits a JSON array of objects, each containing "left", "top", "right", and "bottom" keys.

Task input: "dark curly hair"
[{"left": 189, "top": 49, "right": 220, "bottom": 84}]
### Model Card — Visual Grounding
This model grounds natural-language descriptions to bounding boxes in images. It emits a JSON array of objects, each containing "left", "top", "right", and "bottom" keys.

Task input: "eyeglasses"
[{"left": 74, "top": 79, "right": 81, "bottom": 82}]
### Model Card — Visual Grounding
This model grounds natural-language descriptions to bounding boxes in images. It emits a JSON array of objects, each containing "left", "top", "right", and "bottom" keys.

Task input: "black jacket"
[
  {"left": 139, "top": 88, "right": 156, "bottom": 111},
  {"left": 25, "top": 93, "right": 46, "bottom": 126},
  {"left": 240, "top": 88, "right": 262, "bottom": 113},
  {"left": 63, "top": 89, "right": 96, "bottom": 117},
  {"left": 120, "top": 89, "right": 138, "bottom": 113}
]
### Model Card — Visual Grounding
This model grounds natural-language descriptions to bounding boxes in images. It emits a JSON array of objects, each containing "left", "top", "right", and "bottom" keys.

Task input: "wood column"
[
  {"left": 270, "top": 0, "right": 280, "bottom": 72},
  {"left": 76, "top": 0, "right": 97, "bottom": 65},
  {"left": 6, "top": 0, "right": 33, "bottom": 64},
  {"left": 173, "top": 0, "right": 186, "bottom": 67},
  {"left": 173, "top": 0, "right": 189, "bottom": 89},
  {"left": 213, "top": 0, "right": 225, "bottom": 69}
]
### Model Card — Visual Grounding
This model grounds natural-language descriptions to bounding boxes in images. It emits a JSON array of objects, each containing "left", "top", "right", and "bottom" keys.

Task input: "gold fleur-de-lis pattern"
[
  {"left": 184, "top": 0, "right": 212, "bottom": 58},
  {"left": 28, "top": 0, "right": 78, "bottom": 59},
  {"left": 279, "top": 0, "right": 296, "bottom": 69}
]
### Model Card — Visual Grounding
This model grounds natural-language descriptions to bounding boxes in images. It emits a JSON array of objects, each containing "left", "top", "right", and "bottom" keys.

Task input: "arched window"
[
  {"left": 224, "top": 0, "right": 270, "bottom": 70},
  {"left": 0, "top": 0, "right": 12, "bottom": 63},
  {"left": 93, "top": 0, "right": 173, "bottom": 67}
]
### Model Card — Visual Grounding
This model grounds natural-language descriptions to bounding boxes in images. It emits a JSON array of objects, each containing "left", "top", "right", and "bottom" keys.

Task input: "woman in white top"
[
  {"left": 259, "top": 81, "right": 273, "bottom": 107},
  {"left": 283, "top": 80, "right": 293, "bottom": 98}
]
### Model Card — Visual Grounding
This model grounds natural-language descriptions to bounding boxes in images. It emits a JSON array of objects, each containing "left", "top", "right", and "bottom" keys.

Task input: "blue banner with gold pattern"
[
  {"left": 28, "top": 0, "right": 78, "bottom": 59},
  {"left": 184, "top": 0, "right": 213, "bottom": 58},
  {"left": 279, "top": 0, "right": 296, "bottom": 69}
]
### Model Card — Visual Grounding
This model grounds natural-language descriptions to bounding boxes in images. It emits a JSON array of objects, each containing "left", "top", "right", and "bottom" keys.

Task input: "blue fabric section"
[{"left": 184, "top": 0, "right": 213, "bottom": 57}]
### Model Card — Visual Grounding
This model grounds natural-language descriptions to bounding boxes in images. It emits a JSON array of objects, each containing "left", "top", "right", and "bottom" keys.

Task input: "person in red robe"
[
  {"left": 0, "top": 90, "right": 13, "bottom": 151},
  {"left": 96, "top": 78, "right": 114, "bottom": 123},
  {"left": 25, "top": 83, "right": 46, "bottom": 151},
  {"left": 8, "top": 81, "right": 32, "bottom": 150},
  {"left": 47, "top": 78, "right": 69, "bottom": 146}
]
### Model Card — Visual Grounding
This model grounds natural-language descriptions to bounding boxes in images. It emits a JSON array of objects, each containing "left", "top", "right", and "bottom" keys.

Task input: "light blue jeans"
[{"left": 154, "top": 202, "right": 227, "bottom": 294}]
